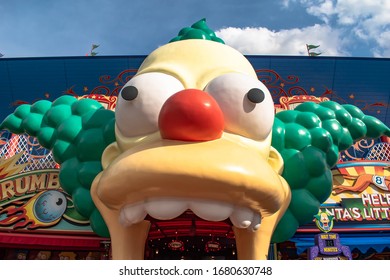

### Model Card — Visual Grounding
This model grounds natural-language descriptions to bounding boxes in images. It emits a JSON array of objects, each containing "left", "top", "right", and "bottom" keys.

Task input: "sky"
[{"left": 0, "top": 0, "right": 390, "bottom": 58}]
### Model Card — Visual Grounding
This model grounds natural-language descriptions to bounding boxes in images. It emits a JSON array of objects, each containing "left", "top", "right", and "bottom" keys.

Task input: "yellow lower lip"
[{"left": 95, "top": 137, "right": 288, "bottom": 217}]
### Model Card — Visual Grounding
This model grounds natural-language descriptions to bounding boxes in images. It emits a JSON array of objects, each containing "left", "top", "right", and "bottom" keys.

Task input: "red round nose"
[{"left": 158, "top": 89, "right": 224, "bottom": 141}]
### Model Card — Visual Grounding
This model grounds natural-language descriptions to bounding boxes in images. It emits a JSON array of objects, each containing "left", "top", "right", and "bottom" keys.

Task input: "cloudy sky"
[{"left": 1, "top": 0, "right": 389, "bottom": 58}]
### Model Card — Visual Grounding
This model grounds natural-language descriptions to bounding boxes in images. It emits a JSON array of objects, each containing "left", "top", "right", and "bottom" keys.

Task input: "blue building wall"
[{"left": 0, "top": 55, "right": 389, "bottom": 125}]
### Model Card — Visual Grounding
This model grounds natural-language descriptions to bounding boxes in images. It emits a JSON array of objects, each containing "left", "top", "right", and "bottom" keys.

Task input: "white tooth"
[
  {"left": 189, "top": 200, "right": 233, "bottom": 221},
  {"left": 119, "top": 209, "right": 128, "bottom": 226},
  {"left": 119, "top": 202, "right": 147, "bottom": 226},
  {"left": 229, "top": 207, "right": 254, "bottom": 228},
  {"left": 144, "top": 198, "right": 188, "bottom": 220},
  {"left": 251, "top": 213, "right": 261, "bottom": 231}
]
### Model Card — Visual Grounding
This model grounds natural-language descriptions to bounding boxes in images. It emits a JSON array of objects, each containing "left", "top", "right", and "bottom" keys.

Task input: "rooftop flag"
[
  {"left": 309, "top": 51, "right": 322, "bottom": 56},
  {"left": 307, "top": 44, "right": 320, "bottom": 50},
  {"left": 87, "top": 44, "right": 99, "bottom": 56},
  {"left": 306, "top": 44, "right": 321, "bottom": 56}
]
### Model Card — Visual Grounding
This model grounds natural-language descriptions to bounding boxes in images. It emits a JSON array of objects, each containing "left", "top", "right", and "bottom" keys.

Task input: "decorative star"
[
  {"left": 349, "top": 94, "right": 355, "bottom": 99},
  {"left": 63, "top": 85, "right": 76, "bottom": 96},
  {"left": 310, "top": 87, "right": 315, "bottom": 92},
  {"left": 114, "top": 82, "right": 119, "bottom": 86},
  {"left": 323, "top": 88, "right": 333, "bottom": 95},
  {"left": 280, "top": 83, "right": 285, "bottom": 88},
  {"left": 83, "top": 86, "right": 89, "bottom": 92}
]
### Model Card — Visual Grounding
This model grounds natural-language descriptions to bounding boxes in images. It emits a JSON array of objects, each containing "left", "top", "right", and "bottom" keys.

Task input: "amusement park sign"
[
  {"left": 0, "top": 154, "right": 91, "bottom": 232},
  {"left": 0, "top": 170, "right": 59, "bottom": 203},
  {"left": 309, "top": 160, "right": 390, "bottom": 232},
  {"left": 322, "top": 193, "right": 390, "bottom": 222}
]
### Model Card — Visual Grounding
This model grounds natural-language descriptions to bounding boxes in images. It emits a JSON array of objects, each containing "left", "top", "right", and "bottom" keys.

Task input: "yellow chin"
[{"left": 91, "top": 129, "right": 291, "bottom": 260}]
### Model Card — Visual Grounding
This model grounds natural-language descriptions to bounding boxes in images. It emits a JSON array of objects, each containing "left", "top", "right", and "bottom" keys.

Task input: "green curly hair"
[
  {"left": 169, "top": 18, "right": 225, "bottom": 44},
  {"left": 271, "top": 100, "right": 390, "bottom": 242}
]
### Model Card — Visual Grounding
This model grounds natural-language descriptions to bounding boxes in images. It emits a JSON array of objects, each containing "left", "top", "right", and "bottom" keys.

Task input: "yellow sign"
[{"left": 0, "top": 170, "right": 60, "bottom": 204}]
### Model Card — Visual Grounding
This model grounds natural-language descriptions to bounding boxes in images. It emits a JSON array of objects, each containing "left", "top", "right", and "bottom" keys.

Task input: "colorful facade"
[{"left": 0, "top": 55, "right": 389, "bottom": 259}]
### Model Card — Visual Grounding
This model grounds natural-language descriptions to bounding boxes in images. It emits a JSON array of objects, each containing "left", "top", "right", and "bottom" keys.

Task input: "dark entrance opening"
[{"left": 144, "top": 210, "right": 237, "bottom": 260}]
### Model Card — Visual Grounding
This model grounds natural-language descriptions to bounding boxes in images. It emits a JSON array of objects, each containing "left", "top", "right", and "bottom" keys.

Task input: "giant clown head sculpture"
[{"left": 91, "top": 20, "right": 290, "bottom": 260}]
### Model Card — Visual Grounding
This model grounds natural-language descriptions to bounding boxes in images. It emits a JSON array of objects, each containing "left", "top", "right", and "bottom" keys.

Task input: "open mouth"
[{"left": 118, "top": 198, "right": 262, "bottom": 259}]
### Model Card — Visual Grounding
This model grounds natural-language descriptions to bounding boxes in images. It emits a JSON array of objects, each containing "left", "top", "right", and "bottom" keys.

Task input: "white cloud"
[
  {"left": 295, "top": 0, "right": 390, "bottom": 57},
  {"left": 216, "top": 24, "right": 347, "bottom": 56},
  {"left": 306, "top": 0, "right": 336, "bottom": 24},
  {"left": 374, "top": 30, "right": 390, "bottom": 57},
  {"left": 216, "top": 0, "right": 390, "bottom": 57}
]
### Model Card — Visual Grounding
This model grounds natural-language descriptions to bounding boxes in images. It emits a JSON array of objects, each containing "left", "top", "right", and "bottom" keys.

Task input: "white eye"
[
  {"left": 116, "top": 72, "right": 184, "bottom": 137},
  {"left": 204, "top": 73, "right": 274, "bottom": 140}
]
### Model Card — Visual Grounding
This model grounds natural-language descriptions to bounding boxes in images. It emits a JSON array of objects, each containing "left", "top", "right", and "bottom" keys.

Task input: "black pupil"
[
  {"left": 56, "top": 198, "right": 63, "bottom": 206},
  {"left": 247, "top": 88, "right": 265, "bottom": 103},
  {"left": 121, "top": 86, "right": 138, "bottom": 101}
]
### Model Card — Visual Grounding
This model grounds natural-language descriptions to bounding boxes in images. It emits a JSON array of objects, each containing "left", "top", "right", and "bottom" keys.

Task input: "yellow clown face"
[
  {"left": 91, "top": 39, "right": 291, "bottom": 260},
  {"left": 320, "top": 213, "right": 330, "bottom": 226}
]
